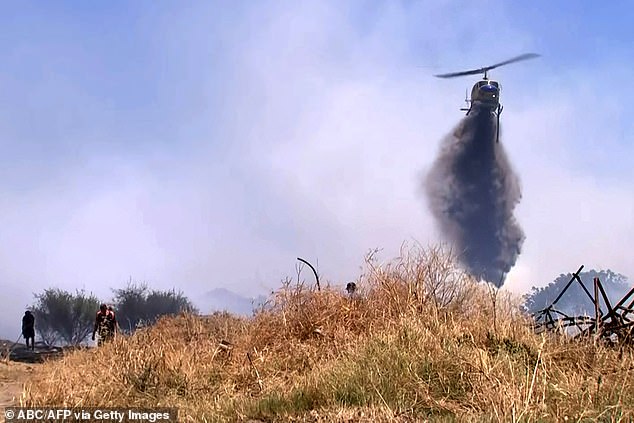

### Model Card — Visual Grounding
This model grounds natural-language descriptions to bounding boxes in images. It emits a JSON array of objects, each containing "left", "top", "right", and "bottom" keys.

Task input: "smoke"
[{"left": 424, "top": 103, "right": 525, "bottom": 287}]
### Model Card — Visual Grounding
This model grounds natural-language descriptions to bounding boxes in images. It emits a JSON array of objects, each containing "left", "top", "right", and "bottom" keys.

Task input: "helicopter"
[{"left": 434, "top": 53, "right": 540, "bottom": 142}]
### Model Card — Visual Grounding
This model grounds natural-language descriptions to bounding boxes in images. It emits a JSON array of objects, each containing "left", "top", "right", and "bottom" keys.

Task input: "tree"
[
  {"left": 31, "top": 288, "right": 101, "bottom": 346},
  {"left": 523, "top": 269, "right": 631, "bottom": 316},
  {"left": 112, "top": 282, "right": 197, "bottom": 333}
]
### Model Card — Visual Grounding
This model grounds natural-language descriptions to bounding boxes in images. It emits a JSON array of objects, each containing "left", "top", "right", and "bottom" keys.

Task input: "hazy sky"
[{"left": 1, "top": 1, "right": 632, "bottom": 339}]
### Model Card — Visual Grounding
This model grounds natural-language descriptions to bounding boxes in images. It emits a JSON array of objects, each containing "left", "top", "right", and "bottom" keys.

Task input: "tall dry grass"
[{"left": 21, "top": 243, "right": 634, "bottom": 422}]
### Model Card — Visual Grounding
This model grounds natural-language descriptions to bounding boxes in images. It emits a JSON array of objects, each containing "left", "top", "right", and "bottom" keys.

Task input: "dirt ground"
[{"left": 0, "top": 360, "right": 34, "bottom": 408}]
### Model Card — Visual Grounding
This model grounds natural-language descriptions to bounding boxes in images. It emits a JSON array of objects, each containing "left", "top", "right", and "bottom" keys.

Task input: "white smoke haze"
[{"left": 0, "top": 2, "right": 632, "bottom": 339}]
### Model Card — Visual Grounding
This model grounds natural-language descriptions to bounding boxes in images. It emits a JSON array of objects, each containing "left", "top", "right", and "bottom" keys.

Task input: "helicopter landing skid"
[{"left": 495, "top": 104, "right": 503, "bottom": 143}]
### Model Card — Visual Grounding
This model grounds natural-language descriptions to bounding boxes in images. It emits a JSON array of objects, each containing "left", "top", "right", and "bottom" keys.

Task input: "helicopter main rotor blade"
[
  {"left": 434, "top": 53, "right": 540, "bottom": 79},
  {"left": 484, "top": 53, "right": 540, "bottom": 71},
  {"left": 434, "top": 68, "right": 487, "bottom": 78}
]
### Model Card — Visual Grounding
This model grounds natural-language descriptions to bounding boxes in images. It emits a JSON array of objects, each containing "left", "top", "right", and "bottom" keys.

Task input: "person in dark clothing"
[
  {"left": 22, "top": 311, "right": 35, "bottom": 351},
  {"left": 92, "top": 304, "right": 117, "bottom": 346}
]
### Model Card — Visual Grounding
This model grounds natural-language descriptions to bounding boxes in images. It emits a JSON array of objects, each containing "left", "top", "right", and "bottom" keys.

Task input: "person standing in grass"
[
  {"left": 107, "top": 305, "right": 122, "bottom": 334},
  {"left": 22, "top": 310, "right": 35, "bottom": 351},
  {"left": 92, "top": 304, "right": 117, "bottom": 346}
]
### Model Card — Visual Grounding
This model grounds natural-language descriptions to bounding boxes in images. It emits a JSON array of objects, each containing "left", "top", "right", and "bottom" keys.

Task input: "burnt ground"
[
  {"left": 0, "top": 360, "right": 34, "bottom": 408},
  {"left": 0, "top": 339, "right": 67, "bottom": 410}
]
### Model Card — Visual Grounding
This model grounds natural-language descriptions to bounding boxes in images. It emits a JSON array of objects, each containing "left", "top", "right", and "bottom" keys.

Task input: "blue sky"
[{"left": 0, "top": 1, "right": 632, "bottom": 339}]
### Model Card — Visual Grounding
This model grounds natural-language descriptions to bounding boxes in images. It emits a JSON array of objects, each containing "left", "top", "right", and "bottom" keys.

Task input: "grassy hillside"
[{"left": 21, "top": 245, "right": 634, "bottom": 422}]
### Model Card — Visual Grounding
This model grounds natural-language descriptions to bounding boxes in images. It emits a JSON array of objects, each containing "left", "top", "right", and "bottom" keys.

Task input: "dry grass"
[{"left": 21, "top": 243, "right": 634, "bottom": 422}]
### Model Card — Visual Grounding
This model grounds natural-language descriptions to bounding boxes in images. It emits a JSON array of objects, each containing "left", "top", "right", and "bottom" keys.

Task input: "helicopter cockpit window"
[{"left": 489, "top": 81, "right": 499, "bottom": 87}]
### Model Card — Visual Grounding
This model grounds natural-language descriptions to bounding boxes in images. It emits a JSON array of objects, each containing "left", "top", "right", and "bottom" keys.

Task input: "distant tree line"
[{"left": 28, "top": 282, "right": 197, "bottom": 346}]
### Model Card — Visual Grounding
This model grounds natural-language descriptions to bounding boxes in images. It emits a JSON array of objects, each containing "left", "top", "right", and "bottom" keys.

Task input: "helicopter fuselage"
[
  {"left": 463, "top": 79, "right": 503, "bottom": 143},
  {"left": 470, "top": 79, "right": 500, "bottom": 109}
]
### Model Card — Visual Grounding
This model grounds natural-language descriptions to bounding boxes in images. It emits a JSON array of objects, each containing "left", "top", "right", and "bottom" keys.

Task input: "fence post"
[{"left": 594, "top": 277, "right": 602, "bottom": 343}]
